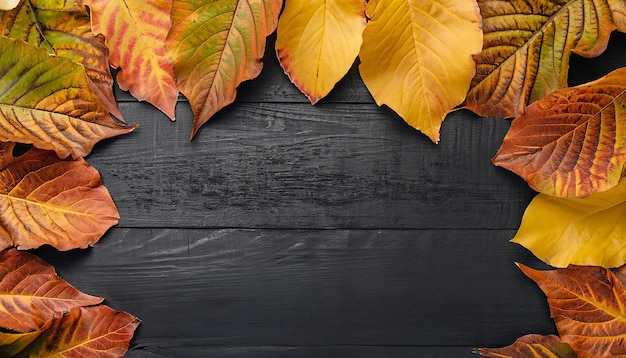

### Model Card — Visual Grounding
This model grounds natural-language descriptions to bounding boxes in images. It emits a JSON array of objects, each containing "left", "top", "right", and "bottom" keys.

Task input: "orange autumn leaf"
[
  {"left": 464, "top": 0, "right": 626, "bottom": 118},
  {"left": 0, "top": 305, "right": 140, "bottom": 357},
  {"left": 358, "top": 0, "right": 483, "bottom": 143},
  {"left": 520, "top": 264, "right": 626, "bottom": 357},
  {"left": 275, "top": 0, "right": 366, "bottom": 104},
  {"left": 493, "top": 67, "right": 626, "bottom": 198},
  {"left": 0, "top": 147, "right": 119, "bottom": 251},
  {"left": 0, "top": 249, "right": 103, "bottom": 333},
  {"left": 0, "top": 36, "right": 134, "bottom": 159},
  {"left": 165, "top": 0, "right": 282, "bottom": 138},
  {"left": 84, "top": 0, "right": 178, "bottom": 119},
  {"left": 476, "top": 334, "right": 577, "bottom": 358}
]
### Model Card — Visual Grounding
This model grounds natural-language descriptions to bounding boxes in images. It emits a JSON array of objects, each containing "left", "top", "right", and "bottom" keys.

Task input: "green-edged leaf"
[
  {"left": 520, "top": 264, "right": 626, "bottom": 357},
  {"left": 0, "top": 147, "right": 120, "bottom": 251},
  {"left": 358, "top": 0, "right": 483, "bottom": 143},
  {"left": 0, "top": 249, "right": 102, "bottom": 332},
  {"left": 464, "top": 0, "right": 626, "bottom": 118},
  {"left": 165, "top": 0, "right": 283, "bottom": 138},
  {"left": 493, "top": 67, "right": 626, "bottom": 198},
  {"left": 0, "top": 36, "right": 133, "bottom": 158},
  {"left": 83, "top": 0, "right": 178, "bottom": 119},
  {"left": 275, "top": 0, "right": 366, "bottom": 104},
  {"left": 0, "top": 0, "right": 123, "bottom": 120},
  {"left": 476, "top": 334, "right": 577, "bottom": 358},
  {"left": 512, "top": 178, "right": 626, "bottom": 268},
  {"left": 0, "top": 305, "right": 140, "bottom": 358}
]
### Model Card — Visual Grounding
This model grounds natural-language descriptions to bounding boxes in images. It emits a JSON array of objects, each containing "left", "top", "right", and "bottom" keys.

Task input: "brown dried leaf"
[
  {"left": 520, "top": 264, "right": 626, "bottom": 357},
  {"left": 0, "top": 148, "right": 119, "bottom": 250},
  {"left": 476, "top": 334, "right": 577, "bottom": 358},
  {"left": 0, "top": 249, "right": 102, "bottom": 332}
]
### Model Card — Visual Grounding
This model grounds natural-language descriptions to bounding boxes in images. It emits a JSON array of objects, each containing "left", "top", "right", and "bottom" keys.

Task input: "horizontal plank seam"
[{"left": 113, "top": 225, "right": 517, "bottom": 231}]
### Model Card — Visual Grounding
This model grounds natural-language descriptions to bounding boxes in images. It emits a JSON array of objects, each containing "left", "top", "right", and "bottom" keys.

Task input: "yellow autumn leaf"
[
  {"left": 358, "top": 0, "right": 482, "bottom": 143},
  {"left": 513, "top": 178, "right": 626, "bottom": 268},
  {"left": 275, "top": 0, "right": 366, "bottom": 104}
]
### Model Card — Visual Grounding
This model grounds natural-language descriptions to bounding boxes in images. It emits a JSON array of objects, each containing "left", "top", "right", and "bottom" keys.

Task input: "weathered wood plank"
[
  {"left": 88, "top": 104, "right": 534, "bottom": 229},
  {"left": 36, "top": 228, "right": 555, "bottom": 353},
  {"left": 125, "top": 344, "right": 480, "bottom": 357}
]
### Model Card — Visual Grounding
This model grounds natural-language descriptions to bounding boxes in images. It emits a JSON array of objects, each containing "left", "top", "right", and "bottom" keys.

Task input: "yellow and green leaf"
[
  {"left": 464, "top": 0, "right": 626, "bottom": 118},
  {"left": 165, "top": 0, "right": 282, "bottom": 139},
  {"left": 84, "top": 0, "right": 178, "bottom": 119},
  {"left": 275, "top": 0, "right": 366, "bottom": 104},
  {"left": 0, "top": 37, "right": 133, "bottom": 158},
  {"left": 513, "top": 178, "right": 626, "bottom": 268},
  {"left": 358, "top": 0, "right": 483, "bottom": 143},
  {"left": 0, "top": 0, "right": 123, "bottom": 120},
  {"left": 493, "top": 67, "right": 626, "bottom": 198}
]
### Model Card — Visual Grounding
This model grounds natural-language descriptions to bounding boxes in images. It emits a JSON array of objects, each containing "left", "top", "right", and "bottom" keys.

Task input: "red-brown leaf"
[
  {"left": 0, "top": 148, "right": 119, "bottom": 250},
  {"left": 493, "top": 67, "right": 626, "bottom": 198},
  {"left": 0, "top": 249, "right": 102, "bottom": 332},
  {"left": 520, "top": 264, "right": 626, "bottom": 357}
]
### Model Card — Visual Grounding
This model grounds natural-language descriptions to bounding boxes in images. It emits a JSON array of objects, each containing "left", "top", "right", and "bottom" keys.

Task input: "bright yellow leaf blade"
[
  {"left": 464, "top": 0, "right": 626, "bottom": 118},
  {"left": 513, "top": 179, "right": 626, "bottom": 268},
  {"left": 275, "top": 0, "right": 366, "bottom": 104},
  {"left": 83, "top": 0, "right": 178, "bottom": 119},
  {"left": 166, "top": 0, "right": 282, "bottom": 139},
  {"left": 358, "top": 0, "right": 483, "bottom": 143}
]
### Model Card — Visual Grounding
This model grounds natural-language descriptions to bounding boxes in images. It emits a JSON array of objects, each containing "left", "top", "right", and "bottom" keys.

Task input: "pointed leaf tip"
[{"left": 359, "top": 0, "right": 482, "bottom": 143}]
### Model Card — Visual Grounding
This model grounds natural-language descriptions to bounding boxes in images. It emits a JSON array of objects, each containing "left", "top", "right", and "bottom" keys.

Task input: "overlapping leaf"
[
  {"left": 84, "top": 0, "right": 178, "bottom": 119},
  {"left": 0, "top": 146, "right": 120, "bottom": 251},
  {"left": 464, "top": 0, "right": 626, "bottom": 118},
  {"left": 512, "top": 178, "right": 626, "bottom": 268},
  {"left": 493, "top": 68, "right": 626, "bottom": 198},
  {"left": 275, "top": 0, "right": 366, "bottom": 104},
  {"left": 476, "top": 334, "right": 576, "bottom": 358},
  {"left": 0, "top": 37, "right": 133, "bottom": 158},
  {"left": 0, "top": 305, "right": 139, "bottom": 357},
  {"left": 520, "top": 264, "right": 626, "bottom": 357},
  {"left": 358, "top": 0, "right": 483, "bottom": 143},
  {"left": 0, "top": 0, "right": 123, "bottom": 120},
  {"left": 0, "top": 249, "right": 103, "bottom": 332},
  {"left": 165, "top": 0, "right": 282, "bottom": 138}
]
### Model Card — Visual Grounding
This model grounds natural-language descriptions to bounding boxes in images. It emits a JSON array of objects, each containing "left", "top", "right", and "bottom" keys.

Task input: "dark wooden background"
[{"left": 34, "top": 32, "right": 626, "bottom": 357}]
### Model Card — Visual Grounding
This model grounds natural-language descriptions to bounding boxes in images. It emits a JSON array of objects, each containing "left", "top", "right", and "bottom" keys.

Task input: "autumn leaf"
[
  {"left": 83, "top": 0, "right": 178, "bottom": 119},
  {"left": 520, "top": 264, "right": 626, "bottom": 357},
  {"left": 464, "top": 0, "right": 626, "bottom": 118},
  {"left": 275, "top": 0, "right": 366, "bottom": 104},
  {"left": 0, "top": 37, "right": 134, "bottom": 159},
  {"left": 0, "top": 147, "right": 120, "bottom": 251},
  {"left": 0, "top": 249, "right": 103, "bottom": 332},
  {"left": 475, "top": 334, "right": 577, "bottom": 358},
  {"left": 0, "top": 305, "right": 140, "bottom": 358},
  {"left": 165, "top": 0, "right": 282, "bottom": 138},
  {"left": 0, "top": 0, "right": 52, "bottom": 51},
  {"left": 358, "top": 0, "right": 483, "bottom": 143},
  {"left": 512, "top": 178, "right": 626, "bottom": 268},
  {"left": 493, "top": 67, "right": 626, "bottom": 198}
]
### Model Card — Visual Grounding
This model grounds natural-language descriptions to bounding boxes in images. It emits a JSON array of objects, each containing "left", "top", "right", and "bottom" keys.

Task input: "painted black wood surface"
[{"left": 35, "top": 33, "right": 626, "bottom": 357}]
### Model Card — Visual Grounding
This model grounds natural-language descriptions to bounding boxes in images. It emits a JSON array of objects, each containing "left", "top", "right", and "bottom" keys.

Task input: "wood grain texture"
[
  {"left": 36, "top": 228, "right": 555, "bottom": 356},
  {"left": 88, "top": 104, "right": 534, "bottom": 229}
]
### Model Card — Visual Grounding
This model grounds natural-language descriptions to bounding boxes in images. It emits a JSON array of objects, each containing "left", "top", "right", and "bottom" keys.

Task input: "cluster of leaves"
[
  {"left": 0, "top": 0, "right": 625, "bottom": 356},
  {"left": 0, "top": 249, "right": 139, "bottom": 356}
]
